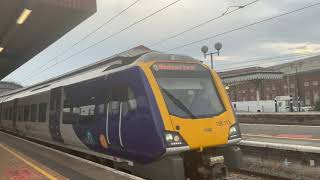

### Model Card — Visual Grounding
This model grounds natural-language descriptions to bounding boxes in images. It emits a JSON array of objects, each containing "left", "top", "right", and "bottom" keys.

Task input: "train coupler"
[{"left": 197, "top": 155, "right": 228, "bottom": 180}]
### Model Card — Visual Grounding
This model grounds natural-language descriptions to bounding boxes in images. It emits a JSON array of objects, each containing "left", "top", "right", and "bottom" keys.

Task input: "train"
[{"left": 0, "top": 46, "right": 242, "bottom": 180}]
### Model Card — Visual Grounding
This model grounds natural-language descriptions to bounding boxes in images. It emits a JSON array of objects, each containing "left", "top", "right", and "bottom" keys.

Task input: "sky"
[{"left": 3, "top": 0, "right": 320, "bottom": 86}]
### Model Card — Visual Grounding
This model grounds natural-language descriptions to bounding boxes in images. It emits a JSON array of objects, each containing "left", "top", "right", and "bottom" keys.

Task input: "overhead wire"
[
  {"left": 149, "top": 0, "right": 260, "bottom": 47},
  {"left": 27, "top": 0, "right": 183, "bottom": 83},
  {"left": 164, "top": 2, "right": 320, "bottom": 52},
  {"left": 22, "top": 0, "right": 142, "bottom": 82}
]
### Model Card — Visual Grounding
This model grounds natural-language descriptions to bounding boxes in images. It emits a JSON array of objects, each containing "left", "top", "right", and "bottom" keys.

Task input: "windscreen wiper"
[{"left": 160, "top": 87, "right": 197, "bottom": 119}]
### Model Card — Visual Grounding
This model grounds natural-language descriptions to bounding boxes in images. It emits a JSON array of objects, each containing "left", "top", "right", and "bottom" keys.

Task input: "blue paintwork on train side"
[{"left": 67, "top": 67, "right": 166, "bottom": 163}]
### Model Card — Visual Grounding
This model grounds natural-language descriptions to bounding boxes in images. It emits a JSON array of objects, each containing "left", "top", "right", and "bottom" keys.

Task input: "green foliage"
[{"left": 315, "top": 100, "right": 320, "bottom": 111}]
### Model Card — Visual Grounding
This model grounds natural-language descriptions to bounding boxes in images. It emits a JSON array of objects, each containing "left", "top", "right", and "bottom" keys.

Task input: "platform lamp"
[{"left": 201, "top": 42, "right": 222, "bottom": 69}]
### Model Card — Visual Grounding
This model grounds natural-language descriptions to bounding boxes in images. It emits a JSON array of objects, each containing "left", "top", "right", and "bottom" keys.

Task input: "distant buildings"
[
  {"left": 0, "top": 81, "right": 23, "bottom": 95},
  {"left": 219, "top": 55, "right": 320, "bottom": 107}
]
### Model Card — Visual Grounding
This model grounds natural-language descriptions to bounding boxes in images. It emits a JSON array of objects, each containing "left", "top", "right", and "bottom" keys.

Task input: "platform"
[
  {"left": 0, "top": 131, "right": 142, "bottom": 180},
  {"left": 240, "top": 123, "right": 320, "bottom": 152}
]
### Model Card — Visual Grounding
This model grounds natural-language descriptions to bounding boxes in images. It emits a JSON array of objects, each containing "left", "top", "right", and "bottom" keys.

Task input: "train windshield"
[{"left": 151, "top": 62, "right": 225, "bottom": 119}]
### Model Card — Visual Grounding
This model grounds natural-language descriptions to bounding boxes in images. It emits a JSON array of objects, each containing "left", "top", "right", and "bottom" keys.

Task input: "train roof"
[{"left": 0, "top": 45, "right": 199, "bottom": 102}]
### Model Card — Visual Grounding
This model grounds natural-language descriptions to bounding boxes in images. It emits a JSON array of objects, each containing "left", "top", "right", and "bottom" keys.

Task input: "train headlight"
[
  {"left": 164, "top": 131, "right": 187, "bottom": 147},
  {"left": 229, "top": 124, "right": 241, "bottom": 140},
  {"left": 166, "top": 133, "right": 173, "bottom": 142}
]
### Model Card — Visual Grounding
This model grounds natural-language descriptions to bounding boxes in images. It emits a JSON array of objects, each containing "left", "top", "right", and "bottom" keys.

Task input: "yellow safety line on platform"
[
  {"left": 243, "top": 133, "right": 320, "bottom": 141},
  {"left": 0, "top": 143, "right": 58, "bottom": 180}
]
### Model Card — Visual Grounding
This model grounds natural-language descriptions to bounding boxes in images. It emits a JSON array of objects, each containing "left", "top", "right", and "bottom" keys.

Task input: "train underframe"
[{"left": 114, "top": 145, "right": 242, "bottom": 180}]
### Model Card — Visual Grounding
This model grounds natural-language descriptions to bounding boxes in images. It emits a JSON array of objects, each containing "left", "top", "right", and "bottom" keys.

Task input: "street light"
[{"left": 201, "top": 42, "right": 222, "bottom": 69}]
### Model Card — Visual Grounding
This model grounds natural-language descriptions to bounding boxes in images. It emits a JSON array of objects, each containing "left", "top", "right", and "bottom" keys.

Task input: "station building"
[
  {"left": 0, "top": 81, "right": 23, "bottom": 95},
  {"left": 219, "top": 55, "right": 320, "bottom": 107}
]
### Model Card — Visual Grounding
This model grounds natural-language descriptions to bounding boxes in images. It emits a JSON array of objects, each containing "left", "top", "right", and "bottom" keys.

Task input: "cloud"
[
  {"left": 4, "top": 0, "right": 320, "bottom": 85},
  {"left": 261, "top": 42, "right": 320, "bottom": 54}
]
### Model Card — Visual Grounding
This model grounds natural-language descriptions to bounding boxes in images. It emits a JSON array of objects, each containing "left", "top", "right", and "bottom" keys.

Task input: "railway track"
[{"left": 229, "top": 169, "right": 288, "bottom": 180}]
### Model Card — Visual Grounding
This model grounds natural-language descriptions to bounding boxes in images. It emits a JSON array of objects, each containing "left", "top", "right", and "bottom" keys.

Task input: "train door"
[
  {"left": 106, "top": 84, "right": 127, "bottom": 149},
  {"left": 49, "top": 87, "right": 64, "bottom": 143}
]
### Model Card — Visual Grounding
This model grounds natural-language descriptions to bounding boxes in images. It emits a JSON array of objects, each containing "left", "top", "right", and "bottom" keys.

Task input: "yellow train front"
[{"left": 133, "top": 53, "right": 242, "bottom": 180}]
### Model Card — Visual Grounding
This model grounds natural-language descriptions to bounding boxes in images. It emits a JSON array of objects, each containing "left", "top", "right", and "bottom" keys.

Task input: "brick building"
[{"left": 219, "top": 55, "right": 320, "bottom": 107}]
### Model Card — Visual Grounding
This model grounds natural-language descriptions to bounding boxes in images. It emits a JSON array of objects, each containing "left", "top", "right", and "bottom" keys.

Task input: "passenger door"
[
  {"left": 49, "top": 87, "right": 64, "bottom": 143},
  {"left": 107, "top": 84, "right": 126, "bottom": 149}
]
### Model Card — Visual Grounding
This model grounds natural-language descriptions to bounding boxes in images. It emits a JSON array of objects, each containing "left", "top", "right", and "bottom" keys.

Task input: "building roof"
[
  {"left": 0, "top": 0, "right": 97, "bottom": 80},
  {"left": 269, "top": 55, "right": 320, "bottom": 75},
  {"left": 0, "top": 81, "right": 23, "bottom": 96},
  {"left": 219, "top": 66, "right": 283, "bottom": 85}
]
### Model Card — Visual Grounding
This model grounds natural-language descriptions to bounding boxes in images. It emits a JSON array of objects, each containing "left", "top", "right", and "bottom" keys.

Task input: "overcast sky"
[{"left": 4, "top": 0, "right": 320, "bottom": 86}]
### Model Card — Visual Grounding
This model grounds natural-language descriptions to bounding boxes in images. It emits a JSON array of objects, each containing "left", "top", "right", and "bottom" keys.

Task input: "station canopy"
[
  {"left": 219, "top": 67, "right": 283, "bottom": 85},
  {"left": 0, "top": 0, "right": 97, "bottom": 80}
]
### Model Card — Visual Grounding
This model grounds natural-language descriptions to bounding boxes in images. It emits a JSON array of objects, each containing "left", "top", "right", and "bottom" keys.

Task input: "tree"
[{"left": 315, "top": 100, "right": 320, "bottom": 111}]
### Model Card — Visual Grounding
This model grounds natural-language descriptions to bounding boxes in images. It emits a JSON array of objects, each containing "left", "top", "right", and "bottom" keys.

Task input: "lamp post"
[{"left": 201, "top": 42, "right": 222, "bottom": 69}]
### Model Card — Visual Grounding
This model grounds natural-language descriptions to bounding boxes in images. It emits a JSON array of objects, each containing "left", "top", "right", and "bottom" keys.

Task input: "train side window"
[
  {"left": 97, "top": 104, "right": 105, "bottom": 114},
  {"left": 127, "top": 87, "right": 137, "bottom": 110},
  {"left": 17, "top": 106, "right": 23, "bottom": 121},
  {"left": 110, "top": 84, "right": 126, "bottom": 115},
  {"left": 110, "top": 101, "right": 120, "bottom": 113},
  {"left": 73, "top": 107, "right": 80, "bottom": 114},
  {"left": 63, "top": 99, "right": 73, "bottom": 124},
  {"left": 8, "top": 107, "right": 12, "bottom": 121},
  {"left": 121, "top": 87, "right": 137, "bottom": 117},
  {"left": 30, "top": 104, "right": 37, "bottom": 122},
  {"left": 38, "top": 103, "right": 47, "bottom": 123},
  {"left": 1, "top": 107, "right": 4, "bottom": 121},
  {"left": 63, "top": 107, "right": 73, "bottom": 124},
  {"left": 1, "top": 107, "right": 3, "bottom": 121},
  {"left": 23, "top": 105, "right": 30, "bottom": 122},
  {"left": 0, "top": 107, "right": 2, "bottom": 121},
  {"left": 5, "top": 108, "right": 8, "bottom": 120},
  {"left": 80, "top": 105, "right": 95, "bottom": 116},
  {"left": 4, "top": 108, "right": 8, "bottom": 120}
]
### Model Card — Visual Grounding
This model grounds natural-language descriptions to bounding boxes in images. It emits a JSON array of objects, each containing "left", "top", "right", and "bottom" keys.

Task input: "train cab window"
[
  {"left": 152, "top": 63, "right": 225, "bottom": 119},
  {"left": 30, "top": 104, "right": 37, "bottom": 122},
  {"left": 38, "top": 103, "right": 47, "bottom": 122},
  {"left": 23, "top": 105, "right": 30, "bottom": 122}
]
